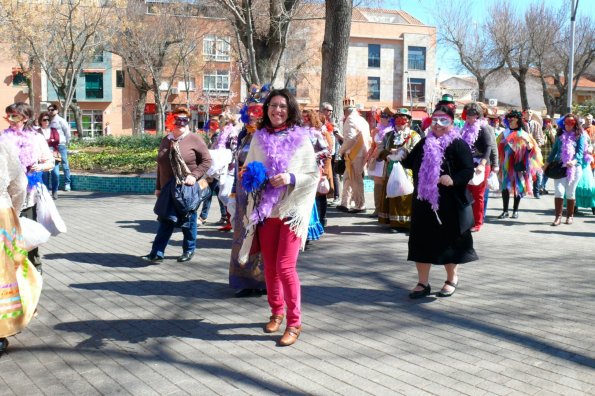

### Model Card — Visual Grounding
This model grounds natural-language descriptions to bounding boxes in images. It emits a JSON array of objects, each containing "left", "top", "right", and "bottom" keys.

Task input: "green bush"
[{"left": 69, "top": 135, "right": 161, "bottom": 174}]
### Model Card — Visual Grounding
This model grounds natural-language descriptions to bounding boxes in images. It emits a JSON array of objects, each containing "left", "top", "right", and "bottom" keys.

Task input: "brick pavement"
[{"left": 1, "top": 189, "right": 594, "bottom": 395}]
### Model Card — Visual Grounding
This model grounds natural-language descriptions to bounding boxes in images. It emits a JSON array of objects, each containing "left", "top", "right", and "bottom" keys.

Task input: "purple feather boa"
[
  {"left": 417, "top": 129, "right": 459, "bottom": 211},
  {"left": 560, "top": 131, "right": 577, "bottom": 182},
  {"left": 247, "top": 126, "right": 306, "bottom": 225},
  {"left": 0, "top": 127, "right": 38, "bottom": 171},
  {"left": 460, "top": 119, "right": 486, "bottom": 148}
]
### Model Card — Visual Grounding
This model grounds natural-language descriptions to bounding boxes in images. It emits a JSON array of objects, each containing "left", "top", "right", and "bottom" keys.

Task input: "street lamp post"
[{"left": 567, "top": 0, "right": 579, "bottom": 113}]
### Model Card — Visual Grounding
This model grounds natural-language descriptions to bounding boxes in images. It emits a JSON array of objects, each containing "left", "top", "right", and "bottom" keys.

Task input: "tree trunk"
[
  {"left": 319, "top": 0, "right": 353, "bottom": 126},
  {"left": 69, "top": 103, "right": 84, "bottom": 140},
  {"left": 133, "top": 90, "right": 148, "bottom": 136},
  {"left": 477, "top": 78, "right": 486, "bottom": 103},
  {"left": 518, "top": 74, "right": 529, "bottom": 110}
]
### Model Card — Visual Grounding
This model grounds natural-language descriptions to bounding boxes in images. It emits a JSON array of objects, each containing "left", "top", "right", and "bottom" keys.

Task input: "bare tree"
[
  {"left": 214, "top": 0, "right": 303, "bottom": 86},
  {"left": 319, "top": 0, "right": 353, "bottom": 124},
  {"left": 1, "top": 0, "right": 116, "bottom": 135},
  {"left": 538, "top": 8, "right": 595, "bottom": 114},
  {"left": 488, "top": 1, "right": 536, "bottom": 110},
  {"left": 111, "top": 2, "right": 204, "bottom": 134}
]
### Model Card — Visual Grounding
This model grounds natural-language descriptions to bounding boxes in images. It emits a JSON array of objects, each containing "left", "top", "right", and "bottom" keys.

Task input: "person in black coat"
[{"left": 401, "top": 104, "right": 479, "bottom": 299}]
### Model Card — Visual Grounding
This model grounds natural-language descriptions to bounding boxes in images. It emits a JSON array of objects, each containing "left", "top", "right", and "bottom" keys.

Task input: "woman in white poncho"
[{"left": 238, "top": 89, "right": 318, "bottom": 346}]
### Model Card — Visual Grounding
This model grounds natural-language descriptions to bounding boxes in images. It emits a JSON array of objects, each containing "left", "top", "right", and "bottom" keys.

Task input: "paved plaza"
[{"left": 0, "top": 189, "right": 594, "bottom": 395}]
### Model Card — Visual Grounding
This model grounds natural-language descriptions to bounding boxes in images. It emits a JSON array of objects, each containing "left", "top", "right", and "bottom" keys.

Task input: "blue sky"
[{"left": 381, "top": 0, "right": 591, "bottom": 79}]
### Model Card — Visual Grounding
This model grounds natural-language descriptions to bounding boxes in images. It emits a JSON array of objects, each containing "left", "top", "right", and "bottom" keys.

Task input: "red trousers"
[
  {"left": 258, "top": 218, "right": 302, "bottom": 327},
  {"left": 467, "top": 165, "right": 490, "bottom": 228}
]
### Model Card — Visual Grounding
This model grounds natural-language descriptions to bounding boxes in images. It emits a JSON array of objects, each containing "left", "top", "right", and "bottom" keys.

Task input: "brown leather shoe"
[
  {"left": 278, "top": 326, "right": 302, "bottom": 346},
  {"left": 264, "top": 315, "right": 284, "bottom": 333}
]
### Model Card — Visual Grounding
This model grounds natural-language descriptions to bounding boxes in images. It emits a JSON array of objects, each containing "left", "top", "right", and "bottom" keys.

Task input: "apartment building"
[{"left": 0, "top": 4, "right": 436, "bottom": 136}]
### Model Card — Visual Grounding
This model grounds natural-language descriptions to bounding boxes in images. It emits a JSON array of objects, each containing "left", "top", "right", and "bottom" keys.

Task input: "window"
[
  {"left": 178, "top": 77, "right": 196, "bottom": 91},
  {"left": 12, "top": 71, "right": 28, "bottom": 86},
  {"left": 368, "top": 77, "right": 380, "bottom": 100},
  {"left": 66, "top": 109, "right": 104, "bottom": 139},
  {"left": 408, "top": 46, "right": 426, "bottom": 71},
  {"left": 203, "top": 70, "right": 230, "bottom": 92},
  {"left": 368, "top": 44, "right": 380, "bottom": 68},
  {"left": 407, "top": 78, "right": 426, "bottom": 103},
  {"left": 116, "top": 70, "right": 125, "bottom": 88},
  {"left": 85, "top": 73, "right": 103, "bottom": 99},
  {"left": 203, "top": 36, "right": 230, "bottom": 62},
  {"left": 91, "top": 49, "right": 104, "bottom": 63}
]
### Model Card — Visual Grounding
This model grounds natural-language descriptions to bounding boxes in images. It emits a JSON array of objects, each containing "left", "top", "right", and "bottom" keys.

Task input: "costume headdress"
[{"left": 240, "top": 84, "right": 270, "bottom": 124}]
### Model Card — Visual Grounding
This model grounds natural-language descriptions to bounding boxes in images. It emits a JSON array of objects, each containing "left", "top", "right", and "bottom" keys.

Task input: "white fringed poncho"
[{"left": 238, "top": 129, "right": 319, "bottom": 264}]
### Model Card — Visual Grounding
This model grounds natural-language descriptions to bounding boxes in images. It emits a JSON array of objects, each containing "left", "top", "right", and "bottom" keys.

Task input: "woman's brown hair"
[{"left": 303, "top": 109, "right": 322, "bottom": 129}]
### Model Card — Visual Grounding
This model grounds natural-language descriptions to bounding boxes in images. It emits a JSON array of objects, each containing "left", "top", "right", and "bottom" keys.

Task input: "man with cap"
[
  {"left": 376, "top": 108, "right": 421, "bottom": 231},
  {"left": 47, "top": 103, "right": 72, "bottom": 191},
  {"left": 338, "top": 102, "right": 371, "bottom": 213}
]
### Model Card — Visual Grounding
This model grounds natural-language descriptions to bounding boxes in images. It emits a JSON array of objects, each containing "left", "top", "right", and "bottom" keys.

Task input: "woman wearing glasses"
[
  {"left": 401, "top": 104, "right": 478, "bottom": 299},
  {"left": 141, "top": 107, "right": 212, "bottom": 263},
  {"left": 1, "top": 102, "right": 54, "bottom": 275},
  {"left": 238, "top": 89, "right": 318, "bottom": 346},
  {"left": 496, "top": 110, "right": 542, "bottom": 220},
  {"left": 37, "top": 112, "right": 60, "bottom": 199}
]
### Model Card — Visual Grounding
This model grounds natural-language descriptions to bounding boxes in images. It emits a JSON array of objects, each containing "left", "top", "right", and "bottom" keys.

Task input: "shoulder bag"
[{"left": 544, "top": 161, "right": 566, "bottom": 179}]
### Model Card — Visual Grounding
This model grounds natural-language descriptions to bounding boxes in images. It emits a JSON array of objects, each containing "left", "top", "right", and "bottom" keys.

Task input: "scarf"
[
  {"left": 0, "top": 127, "right": 38, "bottom": 171},
  {"left": 168, "top": 131, "right": 191, "bottom": 184},
  {"left": 460, "top": 119, "right": 486, "bottom": 148},
  {"left": 247, "top": 126, "right": 306, "bottom": 225},
  {"left": 417, "top": 129, "right": 458, "bottom": 214},
  {"left": 560, "top": 130, "right": 578, "bottom": 182}
]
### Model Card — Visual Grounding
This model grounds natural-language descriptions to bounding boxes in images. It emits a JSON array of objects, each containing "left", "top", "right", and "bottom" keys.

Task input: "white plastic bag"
[
  {"left": 217, "top": 172, "right": 234, "bottom": 206},
  {"left": 317, "top": 176, "right": 330, "bottom": 194},
  {"left": 468, "top": 167, "right": 485, "bottom": 186},
  {"left": 487, "top": 171, "right": 500, "bottom": 191},
  {"left": 35, "top": 183, "right": 67, "bottom": 236},
  {"left": 19, "top": 217, "right": 51, "bottom": 251},
  {"left": 386, "top": 163, "right": 414, "bottom": 198}
]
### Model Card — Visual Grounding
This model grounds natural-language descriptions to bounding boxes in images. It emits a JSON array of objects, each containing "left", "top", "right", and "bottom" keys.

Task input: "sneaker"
[
  {"left": 64, "top": 184, "right": 71, "bottom": 191},
  {"left": 215, "top": 217, "right": 227, "bottom": 225},
  {"left": 141, "top": 254, "right": 163, "bottom": 262}
]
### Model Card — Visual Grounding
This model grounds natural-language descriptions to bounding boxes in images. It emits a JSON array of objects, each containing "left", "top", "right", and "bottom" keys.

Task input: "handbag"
[
  {"left": 446, "top": 160, "right": 475, "bottom": 234},
  {"left": 454, "top": 189, "right": 475, "bottom": 234},
  {"left": 544, "top": 161, "right": 567, "bottom": 179},
  {"left": 317, "top": 176, "right": 330, "bottom": 195},
  {"left": 335, "top": 156, "right": 346, "bottom": 175},
  {"left": 52, "top": 150, "right": 62, "bottom": 164}
]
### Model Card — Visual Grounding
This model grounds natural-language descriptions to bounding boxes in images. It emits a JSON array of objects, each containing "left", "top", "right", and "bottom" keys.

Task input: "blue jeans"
[
  {"left": 58, "top": 144, "right": 71, "bottom": 186},
  {"left": 151, "top": 211, "right": 197, "bottom": 257},
  {"left": 199, "top": 179, "right": 226, "bottom": 220},
  {"left": 43, "top": 152, "right": 60, "bottom": 194}
]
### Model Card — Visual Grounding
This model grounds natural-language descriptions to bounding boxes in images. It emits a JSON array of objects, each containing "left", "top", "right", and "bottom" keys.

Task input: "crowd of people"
[{"left": 1, "top": 89, "right": 594, "bottom": 352}]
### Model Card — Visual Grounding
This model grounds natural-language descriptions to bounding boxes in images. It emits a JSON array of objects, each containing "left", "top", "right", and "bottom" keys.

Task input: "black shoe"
[
  {"left": 141, "top": 254, "right": 163, "bottom": 262},
  {"left": 408, "top": 283, "right": 431, "bottom": 299},
  {"left": 52, "top": 191, "right": 58, "bottom": 200},
  {"left": 541, "top": 188, "right": 549, "bottom": 195},
  {"left": 0, "top": 338, "right": 8, "bottom": 357},
  {"left": 436, "top": 280, "right": 458, "bottom": 297},
  {"left": 177, "top": 251, "right": 194, "bottom": 262},
  {"left": 592, "top": 208, "right": 595, "bottom": 215},
  {"left": 336, "top": 205, "right": 349, "bottom": 212},
  {"left": 511, "top": 211, "right": 519, "bottom": 219},
  {"left": 498, "top": 211, "right": 509, "bottom": 219}
]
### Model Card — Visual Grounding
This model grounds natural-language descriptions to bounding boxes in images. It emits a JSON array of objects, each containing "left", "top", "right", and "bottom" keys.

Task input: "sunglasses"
[
  {"left": 431, "top": 117, "right": 452, "bottom": 127},
  {"left": 5, "top": 114, "right": 24, "bottom": 122},
  {"left": 174, "top": 117, "right": 190, "bottom": 127},
  {"left": 41, "top": 118, "right": 50, "bottom": 121}
]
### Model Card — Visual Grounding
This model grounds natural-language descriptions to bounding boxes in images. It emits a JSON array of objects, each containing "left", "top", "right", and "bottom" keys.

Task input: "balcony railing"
[{"left": 408, "top": 59, "right": 425, "bottom": 71}]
